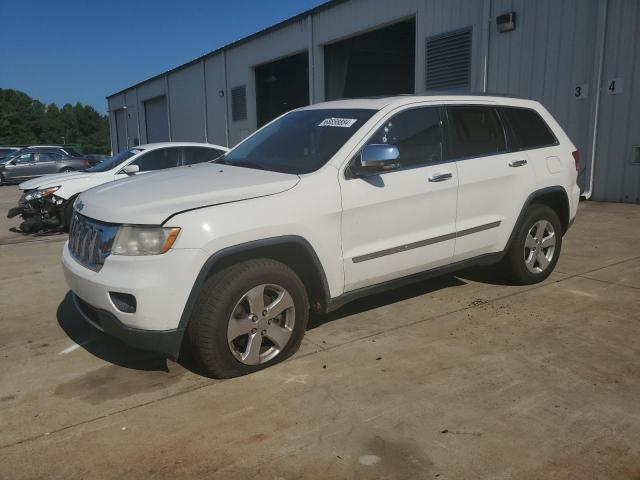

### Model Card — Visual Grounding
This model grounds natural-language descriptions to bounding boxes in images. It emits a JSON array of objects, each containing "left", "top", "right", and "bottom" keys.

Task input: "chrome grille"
[{"left": 68, "top": 213, "right": 119, "bottom": 271}]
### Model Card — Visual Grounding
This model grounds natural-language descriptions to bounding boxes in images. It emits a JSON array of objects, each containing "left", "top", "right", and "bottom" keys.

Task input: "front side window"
[
  {"left": 183, "top": 147, "right": 224, "bottom": 166},
  {"left": 221, "top": 108, "right": 376, "bottom": 174},
  {"left": 15, "top": 153, "right": 35, "bottom": 164},
  {"left": 88, "top": 148, "right": 143, "bottom": 172},
  {"left": 366, "top": 107, "right": 443, "bottom": 167},
  {"left": 502, "top": 107, "right": 557, "bottom": 150},
  {"left": 134, "top": 148, "right": 181, "bottom": 172},
  {"left": 445, "top": 106, "right": 506, "bottom": 159}
]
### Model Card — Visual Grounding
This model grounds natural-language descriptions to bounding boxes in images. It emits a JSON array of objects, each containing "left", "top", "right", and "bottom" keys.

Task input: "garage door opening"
[
  {"left": 324, "top": 19, "right": 415, "bottom": 101},
  {"left": 144, "top": 96, "right": 169, "bottom": 144},
  {"left": 255, "top": 51, "right": 309, "bottom": 127}
]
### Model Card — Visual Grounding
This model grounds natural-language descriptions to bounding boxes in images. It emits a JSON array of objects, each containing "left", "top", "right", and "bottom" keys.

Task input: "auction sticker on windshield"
[{"left": 318, "top": 118, "right": 358, "bottom": 128}]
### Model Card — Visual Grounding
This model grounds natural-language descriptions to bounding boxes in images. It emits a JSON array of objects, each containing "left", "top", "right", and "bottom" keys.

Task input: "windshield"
[
  {"left": 220, "top": 109, "right": 376, "bottom": 174},
  {"left": 86, "top": 148, "right": 143, "bottom": 172}
]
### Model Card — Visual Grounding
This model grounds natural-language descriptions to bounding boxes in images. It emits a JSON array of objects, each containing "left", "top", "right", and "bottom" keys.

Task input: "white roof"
[
  {"left": 137, "top": 142, "right": 228, "bottom": 150},
  {"left": 299, "top": 94, "right": 540, "bottom": 111}
]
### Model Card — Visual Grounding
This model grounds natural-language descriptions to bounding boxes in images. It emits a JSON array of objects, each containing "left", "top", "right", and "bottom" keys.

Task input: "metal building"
[{"left": 106, "top": 0, "right": 640, "bottom": 203}]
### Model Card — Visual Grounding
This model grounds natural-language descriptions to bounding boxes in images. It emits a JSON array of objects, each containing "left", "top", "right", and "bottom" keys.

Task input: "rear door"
[
  {"left": 340, "top": 105, "right": 459, "bottom": 291},
  {"left": 34, "top": 151, "right": 64, "bottom": 175},
  {"left": 445, "top": 104, "right": 535, "bottom": 261}
]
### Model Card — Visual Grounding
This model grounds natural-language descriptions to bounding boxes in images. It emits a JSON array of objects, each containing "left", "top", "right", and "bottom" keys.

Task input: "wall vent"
[
  {"left": 231, "top": 86, "right": 247, "bottom": 122},
  {"left": 425, "top": 28, "right": 472, "bottom": 90}
]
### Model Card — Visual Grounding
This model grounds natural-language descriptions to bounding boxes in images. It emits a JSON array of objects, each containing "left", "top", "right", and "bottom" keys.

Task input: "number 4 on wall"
[{"left": 607, "top": 78, "right": 624, "bottom": 95}]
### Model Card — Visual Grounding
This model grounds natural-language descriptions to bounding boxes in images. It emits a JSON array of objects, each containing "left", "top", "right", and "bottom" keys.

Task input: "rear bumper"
[{"left": 72, "top": 294, "right": 183, "bottom": 359}]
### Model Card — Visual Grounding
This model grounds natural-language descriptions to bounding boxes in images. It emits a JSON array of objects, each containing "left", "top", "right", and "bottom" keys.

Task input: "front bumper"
[
  {"left": 72, "top": 294, "right": 184, "bottom": 359},
  {"left": 62, "top": 242, "right": 209, "bottom": 357}
]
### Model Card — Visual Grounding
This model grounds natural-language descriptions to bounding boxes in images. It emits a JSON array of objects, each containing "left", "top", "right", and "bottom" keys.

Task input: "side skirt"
[{"left": 325, "top": 251, "right": 504, "bottom": 313}]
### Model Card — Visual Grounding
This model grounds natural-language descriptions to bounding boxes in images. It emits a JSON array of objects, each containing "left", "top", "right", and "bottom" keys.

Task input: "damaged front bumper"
[{"left": 7, "top": 191, "right": 66, "bottom": 233}]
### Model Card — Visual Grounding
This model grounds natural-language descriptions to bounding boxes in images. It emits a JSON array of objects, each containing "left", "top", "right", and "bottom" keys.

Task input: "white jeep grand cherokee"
[{"left": 63, "top": 95, "right": 580, "bottom": 378}]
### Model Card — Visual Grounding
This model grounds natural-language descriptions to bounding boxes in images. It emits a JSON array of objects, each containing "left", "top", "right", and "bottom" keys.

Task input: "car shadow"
[
  {"left": 56, "top": 266, "right": 503, "bottom": 376},
  {"left": 455, "top": 264, "right": 513, "bottom": 286},
  {"left": 308, "top": 273, "right": 468, "bottom": 330},
  {"left": 9, "top": 226, "right": 66, "bottom": 237},
  {"left": 57, "top": 292, "right": 171, "bottom": 372}
]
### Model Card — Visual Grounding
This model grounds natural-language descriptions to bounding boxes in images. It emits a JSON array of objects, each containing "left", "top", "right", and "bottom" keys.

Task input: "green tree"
[{"left": 0, "top": 88, "right": 110, "bottom": 153}]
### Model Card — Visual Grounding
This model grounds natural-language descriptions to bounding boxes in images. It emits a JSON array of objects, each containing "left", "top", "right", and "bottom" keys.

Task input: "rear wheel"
[
  {"left": 60, "top": 168, "right": 74, "bottom": 173},
  {"left": 187, "top": 259, "right": 309, "bottom": 378},
  {"left": 0, "top": 173, "right": 5, "bottom": 185},
  {"left": 501, "top": 204, "right": 562, "bottom": 285}
]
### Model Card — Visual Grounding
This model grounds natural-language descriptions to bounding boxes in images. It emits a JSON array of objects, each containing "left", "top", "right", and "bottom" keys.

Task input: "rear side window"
[
  {"left": 135, "top": 148, "right": 181, "bottom": 171},
  {"left": 366, "top": 107, "right": 443, "bottom": 167},
  {"left": 445, "top": 106, "right": 506, "bottom": 159},
  {"left": 502, "top": 107, "right": 557, "bottom": 150},
  {"left": 182, "top": 147, "right": 224, "bottom": 165}
]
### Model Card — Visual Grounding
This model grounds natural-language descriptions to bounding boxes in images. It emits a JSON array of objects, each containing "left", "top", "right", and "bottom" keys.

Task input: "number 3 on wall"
[
  {"left": 574, "top": 84, "right": 588, "bottom": 99},
  {"left": 607, "top": 78, "right": 624, "bottom": 95}
]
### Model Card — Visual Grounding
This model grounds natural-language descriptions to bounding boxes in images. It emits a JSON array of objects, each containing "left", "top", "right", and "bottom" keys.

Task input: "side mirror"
[
  {"left": 351, "top": 144, "right": 400, "bottom": 177},
  {"left": 121, "top": 164, "right": 140, "bottom": 175}
]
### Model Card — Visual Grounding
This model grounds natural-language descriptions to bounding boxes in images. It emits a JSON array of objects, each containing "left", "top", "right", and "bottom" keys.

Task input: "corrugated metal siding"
[
  {"left": 593, "top": 0, "right": 640, "bottom": 203},
  {"left": 105, "top": 0, "right": 639, "bottom": 202},
  {"left": 123, "top": 90, "right": 139, "bottom": 147},
  {"left": 168, "top": 63, "right": 206, "bottom": 142},
  {"left": 204, "top": 54, "right": 228, "bottom": 146},
  {"left": 487, "top": 0, "right": 599, "bottom": 191}
]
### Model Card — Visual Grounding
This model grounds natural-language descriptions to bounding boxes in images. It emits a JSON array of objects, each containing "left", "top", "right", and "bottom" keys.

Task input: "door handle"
[
  {"left": 508, "top": 159, "right": 528, "bottom": 167},
  {"left": 428, "top": 172, "right": 453, "bottom": 182}
]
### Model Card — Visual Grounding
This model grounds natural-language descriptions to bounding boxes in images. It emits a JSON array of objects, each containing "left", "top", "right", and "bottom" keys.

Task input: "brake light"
[{"left": 572, "top": 150, "right": 580, "bottom": 171}]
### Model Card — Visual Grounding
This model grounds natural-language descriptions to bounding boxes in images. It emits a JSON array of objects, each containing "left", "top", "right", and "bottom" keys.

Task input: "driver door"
[
  {"left": 339, "top": 105, "right": 459, "bottom": 291},
  {"left": 116, "top": 147, "right": 182, "bottom": 179},
  {"left": 6, "top": 153, "right": 37, "bottom": 181}
]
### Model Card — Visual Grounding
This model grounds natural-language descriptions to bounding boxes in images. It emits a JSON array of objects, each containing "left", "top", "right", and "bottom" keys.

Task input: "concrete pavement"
[{"left": 0, "top": 183, "right": 639, "bottom": 479}]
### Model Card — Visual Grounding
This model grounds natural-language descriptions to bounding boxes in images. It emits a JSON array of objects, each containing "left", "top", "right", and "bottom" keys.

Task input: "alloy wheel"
[
  {"left": 227, "top": 283, "right": 295, "bottom": 365},
  {"left": 524, "top": 220, "right": 556, "bottom": 274}
]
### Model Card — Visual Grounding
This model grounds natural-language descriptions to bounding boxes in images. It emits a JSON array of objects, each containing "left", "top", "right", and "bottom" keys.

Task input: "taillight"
[{"left": 572, "top": 150, "right": 580, "bottom": 171}]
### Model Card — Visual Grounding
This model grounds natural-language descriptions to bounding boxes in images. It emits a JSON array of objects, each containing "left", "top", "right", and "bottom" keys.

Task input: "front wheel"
[
  {"left": 501, "top": 204, "right": 562, "bottom": 285},
  {"left": 187, "top": 259, "right": 309, "bottom": 378}
]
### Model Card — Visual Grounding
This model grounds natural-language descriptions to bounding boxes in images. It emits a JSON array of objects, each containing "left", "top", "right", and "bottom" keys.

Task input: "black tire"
[
  {"left": 187, "top": 259, "right": 309, "bottom": 378},
  {"left": 501, "top": 204, "right": 563, "bottom": 285},
  {"left": 0, "top": 173, "right": 4, "bottom": 185},
  {"left": 60, "top": 168, "right": 74, "bottom": 173}
]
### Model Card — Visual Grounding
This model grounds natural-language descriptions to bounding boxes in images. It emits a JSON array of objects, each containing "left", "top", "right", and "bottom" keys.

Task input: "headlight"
[
  {"left": 112, "top": 226, "right": 181, "bottom": 256},
  {"left": 24, "top": 186, "right": 60, "bottom": 201}
]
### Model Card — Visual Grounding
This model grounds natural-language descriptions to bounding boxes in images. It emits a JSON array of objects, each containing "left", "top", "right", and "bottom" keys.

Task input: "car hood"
[
  {"left": 78, "top": 163, "right": 300, "bottom": 225},
  {"left": 19, "top": 171, "right": 95, "bottom": 190}
]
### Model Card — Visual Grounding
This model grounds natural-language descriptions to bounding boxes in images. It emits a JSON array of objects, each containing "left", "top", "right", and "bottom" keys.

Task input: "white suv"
[{"left": 62, "top": 95, "right": 580, "bottom": 378}]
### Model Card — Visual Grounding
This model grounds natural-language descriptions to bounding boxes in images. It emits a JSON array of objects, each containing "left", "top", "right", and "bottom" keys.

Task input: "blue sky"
[{"left": 0, "top": 0, "right": 327, "bottom": 114}]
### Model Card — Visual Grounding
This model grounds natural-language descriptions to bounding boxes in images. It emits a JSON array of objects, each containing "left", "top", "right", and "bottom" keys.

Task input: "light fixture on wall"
[
  {"left": 218, "top": 90, "right": 225, "bottom": 98},
  {"left": 496, "top": 12, "right": 516, "bottom": 33}
]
